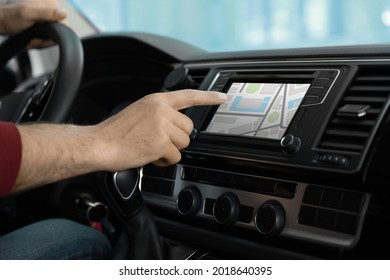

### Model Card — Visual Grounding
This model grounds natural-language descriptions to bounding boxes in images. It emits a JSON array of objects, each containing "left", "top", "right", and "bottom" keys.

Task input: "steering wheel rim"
[{"left": 0, "top": 22, "right": 83, "bottom": 123}]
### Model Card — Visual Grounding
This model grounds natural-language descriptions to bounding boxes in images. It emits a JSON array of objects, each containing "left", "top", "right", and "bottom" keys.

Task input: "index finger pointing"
[{"left": 162, "top": 89, "right": 227, "bottom": 110}]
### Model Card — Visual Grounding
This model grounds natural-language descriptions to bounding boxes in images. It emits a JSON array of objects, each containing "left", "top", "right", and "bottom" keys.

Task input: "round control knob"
[
  {"left": 255, "top": 200, "right": 285, "bottom": 236},
  {"left": 177, "top": 186, "right": 201, "bottom": 216},
  {"left": 213, "top": 192, "right": 240, "bottom": 226},
  {"left": 163, "top": 66, "right": 198, "bottom": 91},
  {"left": 280, "top": 134, "right": 301, "bottom": 154}
]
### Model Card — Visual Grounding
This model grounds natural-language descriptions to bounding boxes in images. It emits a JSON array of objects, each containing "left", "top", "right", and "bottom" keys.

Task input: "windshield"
[{"left": 68, "top": 0, "right": 390, "bottom": 52}]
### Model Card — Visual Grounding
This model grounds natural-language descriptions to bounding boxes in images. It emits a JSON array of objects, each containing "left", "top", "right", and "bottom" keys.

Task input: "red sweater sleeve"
[{"left": 0, "top": 121, "right": 22, "bottom": 197}]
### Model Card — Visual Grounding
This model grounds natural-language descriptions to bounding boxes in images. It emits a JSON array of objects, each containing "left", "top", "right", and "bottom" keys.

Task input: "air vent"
[
  {"left": 141, "top": 164, "right": 176, "bottom": 197},
  {"left": 187, "top": 67, "right": 210, "bottom": 88},
  {"left": 319, "top": 67, "right": 390, "bottom": 152}
]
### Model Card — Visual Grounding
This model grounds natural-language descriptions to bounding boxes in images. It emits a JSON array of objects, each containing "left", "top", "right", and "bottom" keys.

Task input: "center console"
[{"left": 141, "top": 60, "right": 390, "bottom": 256}]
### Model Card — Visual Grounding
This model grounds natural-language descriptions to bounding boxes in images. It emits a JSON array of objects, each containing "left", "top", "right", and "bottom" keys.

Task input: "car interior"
[{"left": 1, "top": 0, "right": 390, "bottom": 260}]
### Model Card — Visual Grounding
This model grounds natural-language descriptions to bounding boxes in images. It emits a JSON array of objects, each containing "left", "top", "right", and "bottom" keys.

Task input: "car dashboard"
[{"left": 72, "top": 33, "right": 390, "bottom": 259}]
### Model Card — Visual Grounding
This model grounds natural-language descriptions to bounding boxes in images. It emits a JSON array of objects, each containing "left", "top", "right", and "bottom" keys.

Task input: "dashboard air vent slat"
[
  {"left": 325, "top": 128, "right": 370, "bottom": 139},
  {"left": 330, "top": 118, "right": 376, "bottom": 127},
  {"left": 343, "top": 95, "right": 387, "bottom": 104},
  {"left": 319, "top": 67, "right": 390, "bottom": 153},
  {"left": 349, "top": 85, "right": 390, "bottom": 92},
  {"left": 319, "top": 141, "right": 364, "bottom": 152},
  {"left": 187, "top": 68, "right": 210, "bottom": 88}
]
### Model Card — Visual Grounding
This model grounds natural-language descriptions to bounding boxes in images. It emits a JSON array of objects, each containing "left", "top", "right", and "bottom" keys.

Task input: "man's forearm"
[{"left": 14, "top": 124, "right": 102, "bottom": 192}]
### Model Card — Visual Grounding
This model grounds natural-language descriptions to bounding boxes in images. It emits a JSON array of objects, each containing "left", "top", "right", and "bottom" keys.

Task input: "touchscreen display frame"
[{"left": 203, "top": 81, "right": 312, "bottom": 140}]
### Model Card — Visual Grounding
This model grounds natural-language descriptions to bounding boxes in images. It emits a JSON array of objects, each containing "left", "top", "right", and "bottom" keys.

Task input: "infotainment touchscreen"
[{"left": 204, "top": 82, "right": 311, "bottom": 140}]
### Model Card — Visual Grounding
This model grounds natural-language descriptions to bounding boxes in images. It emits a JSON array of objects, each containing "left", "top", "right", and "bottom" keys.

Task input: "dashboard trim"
[{"left": 185, "top": 58, "right": 390, "bottom": 68}]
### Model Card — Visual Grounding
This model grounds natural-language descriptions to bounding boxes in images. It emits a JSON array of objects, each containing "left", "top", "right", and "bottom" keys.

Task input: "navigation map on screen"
[{"left": 205, "top": 82, "right": 311, "bottom": 140}]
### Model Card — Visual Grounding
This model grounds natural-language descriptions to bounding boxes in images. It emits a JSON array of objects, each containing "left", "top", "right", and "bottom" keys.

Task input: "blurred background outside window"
[{"left": 69, "top": 0, "right": 390, "bottom": 52}]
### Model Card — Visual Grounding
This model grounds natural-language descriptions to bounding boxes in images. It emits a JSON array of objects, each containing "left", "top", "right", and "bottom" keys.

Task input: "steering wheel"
[{"left": 0, "top": 22, "right": 83, "bottom": 123}]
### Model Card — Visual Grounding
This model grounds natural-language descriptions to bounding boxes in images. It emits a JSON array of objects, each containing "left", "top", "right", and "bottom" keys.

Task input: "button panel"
[
  {"left": 299, "top": 185, "right": 366, "bottom": 235},
  {"left": 318, "top": 154, "right": 349, "bottom": 165},
  {"left": 303, "top": 185, "right": 365, "bottom": 213},
  {"left": 299, "top": 206, "right": 359, "bottom": 235},
  {"left": 142, "top": 164, "right": 369, "bottom": 248}
]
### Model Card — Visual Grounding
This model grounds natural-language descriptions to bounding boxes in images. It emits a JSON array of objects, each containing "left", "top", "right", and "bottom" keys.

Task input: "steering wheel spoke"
[
  {"left": 18, "top": 75, "right": 54, "bottom": 123},
  {"left": 0, "top": 74, "right": 55, "bottom": 123},
  {"left": 0, "top": 22, "right": 83, "bottom": 123}
]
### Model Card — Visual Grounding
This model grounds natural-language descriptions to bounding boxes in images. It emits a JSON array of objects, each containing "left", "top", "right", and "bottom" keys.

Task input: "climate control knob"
[
  {"left": 177, "top": 186, "right": 201, "bottom": 217},
  {"left": 213, "top": 192, "right": 240, "bottom": 226},
  {"left": 255, "top": 200, "right": 285, "bottom": 236}
]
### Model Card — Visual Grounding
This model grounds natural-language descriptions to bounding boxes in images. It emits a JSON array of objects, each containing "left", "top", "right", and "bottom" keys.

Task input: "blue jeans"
[{"left": 0, "top": 218, "right": 112, "bottom": 259}]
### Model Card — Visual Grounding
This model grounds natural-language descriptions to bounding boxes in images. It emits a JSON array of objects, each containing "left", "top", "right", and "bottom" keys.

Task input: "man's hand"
[
  {"left": 14, "top": 90, "right": 227, "bottom": 192},
  {"left": 93, "top": 90, "right": 227, "bottom": 171},
  {"left": 0, "top": 0, "right": 67, "bottom": 47}
]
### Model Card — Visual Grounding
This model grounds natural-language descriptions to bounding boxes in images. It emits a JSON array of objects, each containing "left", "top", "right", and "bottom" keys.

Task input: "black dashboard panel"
[
  {"left": 144, "top": 57, "right": 390, "bottom": 259},
  {"left": 78, "top": 34, "right": 390, "bottom": 259}
]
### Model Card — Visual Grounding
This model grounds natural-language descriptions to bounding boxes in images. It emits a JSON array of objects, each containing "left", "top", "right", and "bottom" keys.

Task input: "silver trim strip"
[{"left": 185, "top": 58, "right": 390, "bottom": 69}]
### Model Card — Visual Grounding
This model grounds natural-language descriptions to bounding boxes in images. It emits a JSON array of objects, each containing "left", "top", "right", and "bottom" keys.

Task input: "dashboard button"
[
  {"left": 313, "top": 78, "right": 333, "bottom": 88},
  {"left": 318, "top": 70, "right": 337, "bottom": 78},
  {"left": 298, "top": 205, "right": 318, "bottom": 226},
  {"left": 307, "top": 87, "right": 327, "bottom": 97},
  {"left": 318, "top": 154, "right": 349, "bottom": 165},
  {"left": 321, "top": 189, "right": 343, "bottom": 209},
  {"left": 219, "top": 72, "right": 235, "bottom": 78},
  {"left": 303, "top": 186, "right": 323, "bottom": 205},
  {"left": 335, "top": 213, "right": 359, "bottom": 234},
  {"left": 301, "top": 96, "right": 322, "bottom": 105},
  {"left": 211, "top": 85, "right": 225, "bottom": 91},
  {"left": 316, "top": 209, "right": 337, "bottom": 230}
]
